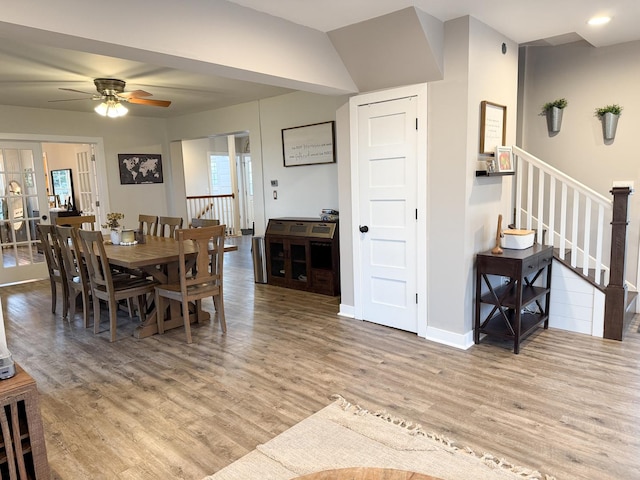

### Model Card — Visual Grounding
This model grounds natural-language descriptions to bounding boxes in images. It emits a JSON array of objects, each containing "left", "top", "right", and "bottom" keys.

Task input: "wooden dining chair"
[
  {"left": 157, "top": 216, "right": 184, "bottom": 238},
  {"left": 190, "top": 218, "right": 220, "bottom": 228},
  {"left": 55, "top": 215, "right": 96, "bottom": 230},
  {"left": 37, "top": 224, "right": 69, "bottom": 318},
  {"left": 155, "top": 224, "right": 226, "bottom": 343},
  {"left": 55, "top": 225, "right": 92, "bottom": 328},
  {"left": 138, "top": 214, "right": 158, "bottom": 236},
  {"left": 78, "top": 230, "right": 158, "bottom": 342}
]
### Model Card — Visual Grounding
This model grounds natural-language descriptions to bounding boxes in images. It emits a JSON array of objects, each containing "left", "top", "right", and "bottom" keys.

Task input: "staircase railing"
[
  {"left": 186, "top": 194, "right": 239, "bottom": 236},
  {"left": 512, "top": 146, "right": 613, "bottom": 286}
]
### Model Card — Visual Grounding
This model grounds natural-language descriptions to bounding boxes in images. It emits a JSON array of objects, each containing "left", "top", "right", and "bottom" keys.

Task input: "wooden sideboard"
[
  {"left": 0, "top": 364, "right": 50, "bottom": 479},
  {"left": 265, "top": 218, "right": 340, "bottom": 296},
  {"left": 475, "top": 244, "right": 553, "bottom": 354}
]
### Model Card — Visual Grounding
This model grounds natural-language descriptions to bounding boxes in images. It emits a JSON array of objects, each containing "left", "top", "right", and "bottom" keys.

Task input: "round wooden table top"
[{"left": 294, "top": 467, "right": 443, "bottom": 480}]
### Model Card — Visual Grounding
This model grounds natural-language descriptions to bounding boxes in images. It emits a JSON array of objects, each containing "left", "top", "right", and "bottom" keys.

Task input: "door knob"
[
  {"left": 359, "top": 225, "right": 369, "bottom": 233},
  {"left": 41, "top": 215, "right": 48, "bottom": 221}
]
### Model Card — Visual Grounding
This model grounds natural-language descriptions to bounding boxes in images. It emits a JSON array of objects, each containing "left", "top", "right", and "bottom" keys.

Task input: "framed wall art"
[
  {"left": 118, "top": 154, "right": 163, "bottom": 184},
  {"left": 479, "top": 101, "right": 507, "bottom": 154},
  {"left": 495, "top": 146, "right": 514, "bottom": 173},
  {"left": 282, "top": 121, "right": 335, "bottom": 167}
]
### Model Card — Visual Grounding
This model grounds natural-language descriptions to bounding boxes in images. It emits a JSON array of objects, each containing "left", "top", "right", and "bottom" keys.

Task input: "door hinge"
[
  {"left": 415, "top": 118, "right": 418, "bottom": 130},
  {"left": 95, "top": 200, "right": 100, "bottom": 207},
  {"left": 415, "top": 209, "right": 418, "bottom": 220},
  {"left": 416, "top": 293, "right": 418, "bottom": 304},
  {"left": 91, "top": 154, "right": 96, "bottom": 162}
]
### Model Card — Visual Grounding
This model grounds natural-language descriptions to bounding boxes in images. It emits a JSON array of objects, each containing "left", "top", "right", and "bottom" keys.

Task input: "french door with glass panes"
[{"left": 0, "top": 142, "right": 50, "bottom": 284}]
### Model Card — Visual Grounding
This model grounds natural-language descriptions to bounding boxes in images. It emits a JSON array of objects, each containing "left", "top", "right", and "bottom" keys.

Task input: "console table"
[{"left": 475, "top": 244, "right": 553, "bottom": 354}]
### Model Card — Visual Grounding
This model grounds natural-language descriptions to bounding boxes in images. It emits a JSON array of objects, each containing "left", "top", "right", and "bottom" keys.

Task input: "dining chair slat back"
[
  {"left": 37, "top": 224, "right": 69, "bottom": 317},
  {"left": 77, "top": 229, "right": 158, "bottom": 342},
  {"left": 54, "top": 215, "right": 96, "bottom": 230},
  {"left": 190, "top": 218, "right": 220, "bottom": 228},
  {"left": 157, "top": 216, "right": 184, "bottom": 238},
  {"left": 138, "top": 214, "right": 158, "bottom": 236},
  {"left": 55, "top": 225, "right": 91, "bottom": 328},
  {"left": 155, "top": 224, "right": 227, "bottom": 343}
]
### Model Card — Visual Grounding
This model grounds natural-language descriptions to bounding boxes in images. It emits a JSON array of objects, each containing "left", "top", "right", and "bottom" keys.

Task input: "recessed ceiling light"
[{"left": 588, "top": 16, "right": 611, "bottom": 26}]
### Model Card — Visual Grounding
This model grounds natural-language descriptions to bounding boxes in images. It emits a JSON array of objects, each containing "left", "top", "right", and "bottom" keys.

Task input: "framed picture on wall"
[
  {"left": 479, "top": 101, "right": 507, "bottom": 154},
  {"left": 495, "top": 146, "right": 514, "bottom": 173},
  {"left": 118, "top": 154, "right": 163, "bottom": 184},
  {"left": 282, "top": 121, "right": 336, "bottom": 167}
]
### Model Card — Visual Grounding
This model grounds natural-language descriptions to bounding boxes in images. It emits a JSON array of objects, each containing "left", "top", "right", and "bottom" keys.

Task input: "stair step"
[{"left": 552, "top": 248, "right": 606, "bottom": 292}]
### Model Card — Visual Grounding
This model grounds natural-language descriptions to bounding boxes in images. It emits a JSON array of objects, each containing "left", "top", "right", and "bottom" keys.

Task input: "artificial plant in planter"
[
  {"left": 595, "top": 104, "right": 623, "bottom": 141},
  {"left": 541, "top": 98, "right": 567, "bottom": 134},
  {"left": 102, "top": 212, "right": 124, "bottom": 245}
]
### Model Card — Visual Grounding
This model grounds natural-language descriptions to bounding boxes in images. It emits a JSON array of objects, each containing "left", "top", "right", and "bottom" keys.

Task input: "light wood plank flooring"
[{"left": 2, "top": 235, "right": 640, "bottom": 479}]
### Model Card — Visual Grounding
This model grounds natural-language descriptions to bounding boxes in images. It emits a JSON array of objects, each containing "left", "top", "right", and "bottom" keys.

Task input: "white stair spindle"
[{"left": 582, "top": 197, "right": 591, "bottom": 275}]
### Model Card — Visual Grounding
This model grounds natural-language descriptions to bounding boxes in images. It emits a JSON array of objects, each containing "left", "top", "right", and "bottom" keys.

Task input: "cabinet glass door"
[
  {"left": 269, "top": 239, "right": 285, "bottom": 278},
  {"left": 290, "top": 243, "right": 307, "bottom": 283}
]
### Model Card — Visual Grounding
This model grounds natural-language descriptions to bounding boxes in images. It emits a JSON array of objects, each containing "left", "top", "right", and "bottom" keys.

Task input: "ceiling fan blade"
[
  {"left": 118, "top": 89, "right": 152, "bottom": 99},
  {"left": 59, "top": 87, "right": 97, "bottom": 96},
  {"left": 127, "top": 97, "right": 172, "bottom": 107},
  {"left": 48, "top": 97, "right": 93, "bottom": 103}
]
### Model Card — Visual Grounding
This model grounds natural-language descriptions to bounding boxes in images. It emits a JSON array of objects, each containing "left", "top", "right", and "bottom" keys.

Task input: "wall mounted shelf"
[{"left": 475, "top": 170, "right": 515, "bottom": 177}]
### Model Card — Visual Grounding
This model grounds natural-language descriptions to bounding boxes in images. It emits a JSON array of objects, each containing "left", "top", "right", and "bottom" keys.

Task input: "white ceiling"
[
  {"left": 228, "top": 0, "right": 640, "bottom": 47},
  {"left": 1, "top": 0, "right": 638, "bottom": 119}
]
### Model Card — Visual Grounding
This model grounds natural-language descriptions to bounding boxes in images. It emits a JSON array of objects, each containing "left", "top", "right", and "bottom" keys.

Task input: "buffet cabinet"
[
  {"left": 265, "top": 218, "right": 340, "bottom": 296},
  {"left": 0, "top": 364, "right": 50, "bottom": 479}
]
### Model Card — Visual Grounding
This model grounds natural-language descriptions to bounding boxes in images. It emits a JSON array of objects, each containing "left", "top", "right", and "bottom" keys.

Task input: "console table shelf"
[
  {"left": 475, "top": 244, "right": 553, "bottom": 354},
  {"left": 480, "top": 311, "right": 549, "bottom": 341},
  {"left": 479, "top": 284, "right": 549, "bottom": 309}
]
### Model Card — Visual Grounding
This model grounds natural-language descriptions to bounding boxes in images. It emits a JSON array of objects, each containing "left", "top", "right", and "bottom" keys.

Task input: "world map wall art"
[{"left": 117, "top": 154, "right": 164, "bottom": 185}]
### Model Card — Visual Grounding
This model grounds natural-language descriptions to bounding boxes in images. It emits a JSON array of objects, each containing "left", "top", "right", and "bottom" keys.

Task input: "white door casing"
[
  {"left": 350, "top": 84, "right": 428, "bottom": 335},
  {"left": 241, "top": 154, "right": 254, "bottom": 230}
]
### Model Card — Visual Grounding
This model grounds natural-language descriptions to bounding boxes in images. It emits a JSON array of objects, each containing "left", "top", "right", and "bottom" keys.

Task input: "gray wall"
[
  {"left": 520, "top": 39, "right": 640, "bottom": 286},
  {"left": 168, "top": 91, "right": 347, "bottom": 235},
  {"left": 426, "top": 16, "right": 518, "bottom": 341}
]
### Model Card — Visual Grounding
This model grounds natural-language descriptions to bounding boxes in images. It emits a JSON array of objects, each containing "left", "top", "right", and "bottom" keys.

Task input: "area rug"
[{"left": 204, "top": 395, "right": 555, "bottom": 480}]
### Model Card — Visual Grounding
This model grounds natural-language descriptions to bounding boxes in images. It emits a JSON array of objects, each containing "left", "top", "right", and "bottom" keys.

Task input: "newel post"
[{"left": 604, "top": 186, "right": 632, "bottom": 340}]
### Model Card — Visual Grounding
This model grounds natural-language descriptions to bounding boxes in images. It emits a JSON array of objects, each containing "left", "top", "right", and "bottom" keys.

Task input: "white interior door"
[
  {"left": 75, "top": 144, "right": 97, "bottom": 215},
  {"left": 0, "top": 142, "right": 49, "bottom": 284},
  {"left": 356, "top": 96, "right": 419, "bottom": 332}
]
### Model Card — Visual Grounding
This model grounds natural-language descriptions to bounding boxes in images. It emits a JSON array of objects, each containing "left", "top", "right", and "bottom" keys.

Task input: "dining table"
[{"left": 101, "top": 234, "right": 237, "bottom": 339}]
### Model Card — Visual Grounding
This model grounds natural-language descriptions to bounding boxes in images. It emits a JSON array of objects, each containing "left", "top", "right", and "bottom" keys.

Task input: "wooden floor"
[{"left": 2, "top": 235, "right": 640, "bottom": 480}]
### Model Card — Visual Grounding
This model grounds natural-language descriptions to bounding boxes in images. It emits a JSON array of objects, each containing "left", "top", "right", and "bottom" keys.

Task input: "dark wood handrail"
[{"left": 186, "top": 194, "right": 235, "bottom": 200}]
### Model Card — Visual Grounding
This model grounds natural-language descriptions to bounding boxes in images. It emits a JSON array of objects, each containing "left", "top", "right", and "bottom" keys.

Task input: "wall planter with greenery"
[
  {"left": 541, "top": 98, "right": 567, "bottom": 135},
  {"left": 595, "top": 104, "right": 623, "bottom": 142}
]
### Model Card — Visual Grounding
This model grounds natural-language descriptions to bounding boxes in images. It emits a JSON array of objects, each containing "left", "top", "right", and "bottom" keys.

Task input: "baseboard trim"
[
  {"left": 338, "top": 304, "right": 355, "bottom": 318},
  {"left": 425, "top": 326, "right": 474, "bottom": 350}
]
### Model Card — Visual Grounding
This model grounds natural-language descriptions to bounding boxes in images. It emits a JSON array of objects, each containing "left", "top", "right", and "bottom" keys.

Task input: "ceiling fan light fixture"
[
  {"left": 108, "top": 102, "right": 128, "bottom": 118},
  {"left": 94, "top": 96, "right": 128, "bottom": 118}
]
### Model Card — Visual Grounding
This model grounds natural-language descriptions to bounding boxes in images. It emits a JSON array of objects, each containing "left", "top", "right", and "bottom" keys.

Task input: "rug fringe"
[{"left": 330, "top": 394, "right": 556, "bottom": 480}]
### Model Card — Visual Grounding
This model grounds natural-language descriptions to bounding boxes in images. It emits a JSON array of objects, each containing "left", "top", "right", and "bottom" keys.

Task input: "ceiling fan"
[{"left": 50, "top": 78, "right": 171, "bottom": 116}]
